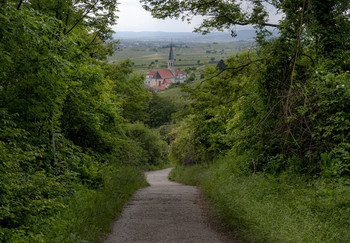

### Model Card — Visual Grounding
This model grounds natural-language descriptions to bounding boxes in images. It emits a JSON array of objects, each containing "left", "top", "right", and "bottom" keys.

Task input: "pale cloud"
[{"left": 114, "top": 0, "right": 202, "bottom": 32}]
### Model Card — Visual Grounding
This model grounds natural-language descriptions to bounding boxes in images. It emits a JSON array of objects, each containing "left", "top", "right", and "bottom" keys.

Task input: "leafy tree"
[
  {"left": 144, "top": 92, "right": 177, "bottom": 128},
  {"left": 0, "top": 1, "right": 166, "bottom": 241},
  {"left": 104, "top": 60, "right": 151, "bottom": 123},
  {"left": 125, "top": 122, "right": 168, "bottom": 166}
]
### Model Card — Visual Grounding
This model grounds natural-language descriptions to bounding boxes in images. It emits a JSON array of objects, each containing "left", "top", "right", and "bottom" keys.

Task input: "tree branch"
[
  {"left": 254, "top": 99, "right": 282, "bottom": 130},
  {"left": 16, "top": 0, "right": 23, "bottom": 10},
  {"left": 195, "top": 58, "right": 266, "bottom": 89},
  {"left": 64, "top": 0, "right": 98, "bottom": 35},
  {"left": 218, "top": 9, "right": 279, "bottom": 28},
  {"left": 286, "top": 0, "right": 307, "bottom": 116}
]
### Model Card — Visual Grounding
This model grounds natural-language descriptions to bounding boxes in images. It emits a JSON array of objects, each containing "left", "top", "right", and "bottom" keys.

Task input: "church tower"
[{"left": 167, "top": 41, "right": 175, "bottom": 75}]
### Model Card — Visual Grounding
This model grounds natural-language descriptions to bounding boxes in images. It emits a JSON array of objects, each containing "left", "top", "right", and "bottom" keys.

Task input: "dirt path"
[{"left": 104, "top": 168, "right": 229, "bottom": 243}]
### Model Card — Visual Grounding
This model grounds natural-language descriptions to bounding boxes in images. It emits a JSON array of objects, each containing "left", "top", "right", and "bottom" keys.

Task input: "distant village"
[{"left": 145, "top": 43, "right": 187, "bottom": 91}]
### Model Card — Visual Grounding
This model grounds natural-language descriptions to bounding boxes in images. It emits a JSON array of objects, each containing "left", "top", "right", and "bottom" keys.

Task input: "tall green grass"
[
  {"left": 47, "top": 167, "right": 147, "bottom": 243},
  {"left": 12, "top": 167, "right": 148, "bottom": 243},
  {"left": 169, "top": 161, "right": 350, "bottom": 242}
]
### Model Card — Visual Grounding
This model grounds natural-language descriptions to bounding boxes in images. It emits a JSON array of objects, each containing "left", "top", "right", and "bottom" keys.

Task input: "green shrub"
[
  {"left": 0, "top": 166, "right": 146, "bottom": 243},
  {"left": 169, "top": 117, "right": 212, "bottom": 165},
  {"left": 0, "top": 109, "right": 145, "bottom": 242},
  {"left": 125, "top": 122, "right": 169, "bottom": 167},
  {"left": 305, "top": 72, "right": 350, "bottom": 176},
  {"left": 144, "top": 91, "right": 177, "bottom": 128}
]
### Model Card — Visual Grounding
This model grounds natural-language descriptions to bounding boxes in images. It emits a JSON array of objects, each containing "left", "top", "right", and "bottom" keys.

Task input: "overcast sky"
[
  {"left": 113, "top": 0, "right": 203, "bottom": 32},
  {"left": 113, "top": 0, "right": 282, "bottom": 32}
]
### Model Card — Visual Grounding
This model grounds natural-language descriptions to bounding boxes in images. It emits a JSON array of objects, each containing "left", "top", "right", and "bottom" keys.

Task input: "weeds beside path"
[{"left": 169, "top": 164, "right": 350, "bottom": 243}]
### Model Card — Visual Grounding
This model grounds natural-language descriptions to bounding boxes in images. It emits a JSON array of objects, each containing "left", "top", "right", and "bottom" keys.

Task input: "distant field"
[{"left": 108, "top": 41, "right": 254, "bottom": 72}]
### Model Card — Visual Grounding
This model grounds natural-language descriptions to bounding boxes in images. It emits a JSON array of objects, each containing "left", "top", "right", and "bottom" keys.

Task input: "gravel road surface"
[{"left": 104, "top": 168, "right": 228, "bottom": 243}]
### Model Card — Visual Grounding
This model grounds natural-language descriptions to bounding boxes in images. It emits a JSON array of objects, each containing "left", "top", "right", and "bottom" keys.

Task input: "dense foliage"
[
  {"left": 143, "top": 0, "right": 350, "bottom": 178},
  {"left": 0, "top": 1, "right": 167, "bottom": 242}
]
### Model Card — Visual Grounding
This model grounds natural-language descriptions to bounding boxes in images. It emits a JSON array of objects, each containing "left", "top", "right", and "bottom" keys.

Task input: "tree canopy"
[{"left": 0, "top": 1, "right": 169, "bottom": 241}]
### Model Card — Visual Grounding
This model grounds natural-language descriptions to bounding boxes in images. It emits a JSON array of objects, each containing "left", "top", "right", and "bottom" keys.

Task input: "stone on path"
[{"left": 104, "top": 168, "right": 227, "bottom": 243}]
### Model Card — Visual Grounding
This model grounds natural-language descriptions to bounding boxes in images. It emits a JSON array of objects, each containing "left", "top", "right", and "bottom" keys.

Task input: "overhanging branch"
[{"left": 195, "top": 58, "right": 266, "bottom": 89}]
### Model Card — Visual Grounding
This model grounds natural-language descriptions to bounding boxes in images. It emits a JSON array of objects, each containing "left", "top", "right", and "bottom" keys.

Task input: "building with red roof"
[{"left": 145, "top": 42, "right": 186, "bottom": 90}]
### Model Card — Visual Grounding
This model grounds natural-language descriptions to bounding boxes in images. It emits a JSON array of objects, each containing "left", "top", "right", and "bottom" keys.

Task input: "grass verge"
[
  {"left": 44, "top": 167, "right": 147, "bottom": 243},
  {"left": 169, "top": 161, "right": 350, "bottom": 242}
]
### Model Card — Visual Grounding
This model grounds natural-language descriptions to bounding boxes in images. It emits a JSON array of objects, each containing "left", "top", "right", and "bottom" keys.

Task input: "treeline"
[{"left": 0, "top": 1, "right": 172, "bottom": 242}]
